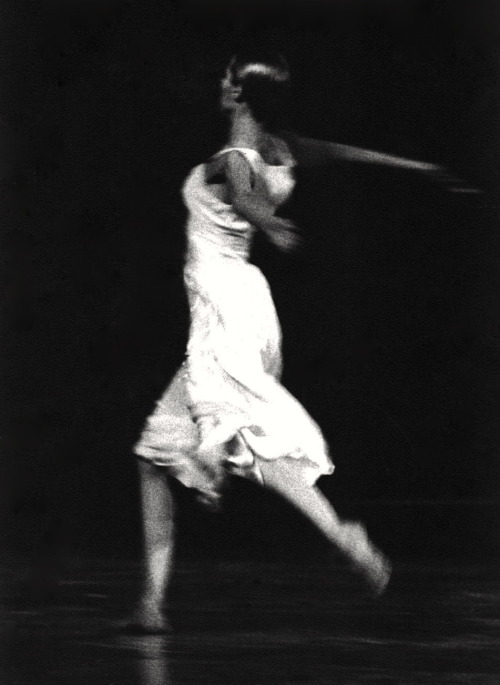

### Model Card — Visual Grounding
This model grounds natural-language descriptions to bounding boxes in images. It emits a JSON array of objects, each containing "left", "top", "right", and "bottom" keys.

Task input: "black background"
[{"left": 1, "top": 0, "right": 499, "bottom": 564}]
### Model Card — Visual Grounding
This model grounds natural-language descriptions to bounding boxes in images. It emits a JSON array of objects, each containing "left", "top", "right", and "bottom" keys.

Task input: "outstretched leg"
[
  {"left": 128, "top": 459, "right": 175, "bottom": 632},
  {"left": 259, "top": 458, "right": 391, "bottom": 595}
]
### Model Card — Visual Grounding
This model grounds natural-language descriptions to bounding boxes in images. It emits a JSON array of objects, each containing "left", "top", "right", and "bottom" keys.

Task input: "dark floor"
[{"left": 1, "top": 553, "right": 499, "bottom": 685}]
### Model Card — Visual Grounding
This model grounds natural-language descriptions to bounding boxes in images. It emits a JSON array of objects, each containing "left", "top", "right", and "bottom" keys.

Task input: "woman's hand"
[
  {"left": 426, "top": 164, "right": 482, "bottom": 194},
  {"left": 267, "top": 217, "right": 303, "bottom": 253}
]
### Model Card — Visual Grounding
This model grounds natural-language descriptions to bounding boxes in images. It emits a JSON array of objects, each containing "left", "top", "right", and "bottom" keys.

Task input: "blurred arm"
[
  {"left": 285, "top": 132, "right": 480, "bottom": 193},
  {"left": 286, "top": 132, "right": 435, "bottom": 172}
]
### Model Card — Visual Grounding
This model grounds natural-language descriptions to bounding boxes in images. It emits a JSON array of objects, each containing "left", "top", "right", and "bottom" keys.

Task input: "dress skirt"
[{"left": 134, "top": 256, "right": 334, "bottom": 500}]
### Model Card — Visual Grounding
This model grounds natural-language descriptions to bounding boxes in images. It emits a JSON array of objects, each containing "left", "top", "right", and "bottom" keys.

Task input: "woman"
[{"left": 129, "top": 50, "right": 472, "bottom": 633}]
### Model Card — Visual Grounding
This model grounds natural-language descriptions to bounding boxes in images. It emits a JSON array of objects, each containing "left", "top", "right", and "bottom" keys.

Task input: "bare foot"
[
  {"left": 360, "top": 553, "right": 392, "bottom": 598},
  {"left": 340, "top": 522, "right": 392, "bottom": 597}
]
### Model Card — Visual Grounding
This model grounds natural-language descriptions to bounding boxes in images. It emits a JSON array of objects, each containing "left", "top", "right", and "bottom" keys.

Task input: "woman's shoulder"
[
  {"left": 204, "top": 135, "right": 298, "bottom": 176},
  {"left": 206, "top": 147, "right": 260, "bottom": 175},
  {"left": 202, "top": 147, "right": 259, "bottom": 188}
]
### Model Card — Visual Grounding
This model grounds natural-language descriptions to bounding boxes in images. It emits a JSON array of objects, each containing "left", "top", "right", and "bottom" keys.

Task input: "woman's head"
[{"left": 221, "top": 49, "right": 291, "bottom": 130}]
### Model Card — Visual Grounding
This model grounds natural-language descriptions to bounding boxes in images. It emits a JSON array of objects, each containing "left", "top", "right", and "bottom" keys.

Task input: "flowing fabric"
[{"left": 134, "top": 148, "right": 334, "bottom": 500}]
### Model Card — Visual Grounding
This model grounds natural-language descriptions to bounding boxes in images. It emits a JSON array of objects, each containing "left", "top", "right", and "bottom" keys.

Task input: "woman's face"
[{"left": 219, "top": 67, "right": 237, "bottom": 111}]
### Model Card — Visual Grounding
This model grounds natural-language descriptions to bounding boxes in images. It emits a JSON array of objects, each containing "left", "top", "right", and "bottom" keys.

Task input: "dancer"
[{"left": 129, "top": 50, "right": 473, "bottom": 632}]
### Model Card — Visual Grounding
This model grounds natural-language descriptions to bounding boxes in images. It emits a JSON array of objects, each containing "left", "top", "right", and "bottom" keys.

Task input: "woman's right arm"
[
  {"left": 284, "top": 132, "right": 480, "bottom": 194},
  {"left": 225, "top": 152, "right": 301, "bottom": 253}
]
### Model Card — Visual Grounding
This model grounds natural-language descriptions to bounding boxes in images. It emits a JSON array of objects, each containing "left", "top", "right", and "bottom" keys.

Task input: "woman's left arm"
[{"left": 285, "top": 132, "right": 480, "bottom": 194}]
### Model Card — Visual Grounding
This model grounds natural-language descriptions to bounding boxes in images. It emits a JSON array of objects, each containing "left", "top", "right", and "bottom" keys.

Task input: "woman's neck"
[{"left": 227, "top": 109, "right": 267, "bottom": 148}]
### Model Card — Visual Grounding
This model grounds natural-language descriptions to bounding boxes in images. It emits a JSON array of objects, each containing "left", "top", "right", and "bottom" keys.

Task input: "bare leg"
[
  {"left": 259, "top": 459, "right": 391, "bottom": 595},
  {"left": 128, "top": 460, "right": 175, "bottom": 632}
]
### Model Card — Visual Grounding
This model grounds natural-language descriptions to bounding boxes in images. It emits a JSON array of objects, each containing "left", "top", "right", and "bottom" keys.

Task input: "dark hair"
[{"left": 228, "top": 49, "right": 291, "bottom": 131}]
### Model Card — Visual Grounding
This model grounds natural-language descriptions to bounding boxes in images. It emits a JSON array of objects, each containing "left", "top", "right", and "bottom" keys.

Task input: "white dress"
[{"left": 134, "top": 147, "right": 334, "bottom": 502}]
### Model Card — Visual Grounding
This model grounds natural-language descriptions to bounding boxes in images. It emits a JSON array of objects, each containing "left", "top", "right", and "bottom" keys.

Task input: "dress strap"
[
  {"left": 211, "top": 147, "right": 261, "bottom": 168},
  {"left": 212, "top": 147, "right": 296, "bottom": 170}
]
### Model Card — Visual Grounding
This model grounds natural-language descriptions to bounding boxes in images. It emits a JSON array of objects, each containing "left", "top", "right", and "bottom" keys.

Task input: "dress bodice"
[{"left": 182, "top": 147, "right": 295, "bottom": 262}]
